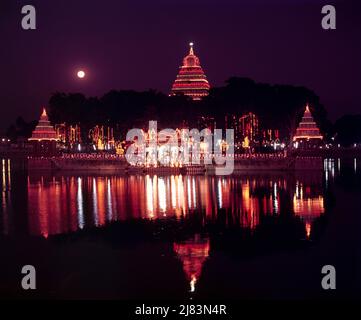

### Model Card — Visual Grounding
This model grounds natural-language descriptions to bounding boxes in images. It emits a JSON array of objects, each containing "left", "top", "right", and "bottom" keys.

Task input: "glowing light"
[
  {"left": 2, "top": 159, "right": 6, "bottom": 191},
  {"left": 107, "top": 179, "right": 113, "bottom": 221},
  {"left": 273, "top": 182, "right": 279, "bottom": 214},
  {"left": 190, "top": 275, "right": 196, "bottom": 292},
  {"left": 77, "top": 70, "right": 85, "bottom": 79},
  {"left": 171, "top": 176, "right": 177, "bottom": 209},
  {"left": 77, "top": 177, "right": 84, "bottom": 229},
  {"left": 158, "top": 177, "right": 167, "bottom": 212},
  {"left": 146, "top": 175, "right": 154, "bottom": 217},
  {"left": 217, "top": 179, "right": 223, "bottom": 208},
  {"left": 187, "top": 178, "right": 192, "bottom": 209},
  {"left": 305, "top": 222, "right": 311, "bottom": 239},
  {"left": 92, "top": 178, "right": 99, "bottom": 226}
]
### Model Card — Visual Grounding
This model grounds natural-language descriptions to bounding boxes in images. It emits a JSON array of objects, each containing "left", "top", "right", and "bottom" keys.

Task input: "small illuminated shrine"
[
  {"left": 170, "top": 43, "right": 210, "bottom": 100},
  {"left": 28, "top": 108, "right": 59, "bottom": 156},
  {"left": 293, "top": 105, "right": 323, "bottom": 144}
]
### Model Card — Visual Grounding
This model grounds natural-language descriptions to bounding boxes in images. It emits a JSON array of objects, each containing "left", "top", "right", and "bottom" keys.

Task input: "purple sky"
[{"left": 1, "top": 0, "right": 360, "bottom": 130}]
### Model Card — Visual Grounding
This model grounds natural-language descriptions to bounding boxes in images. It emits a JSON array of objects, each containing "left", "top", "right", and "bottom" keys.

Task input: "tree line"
[{"left": 6, "top": 77, "right": 361, "bottom": 147}]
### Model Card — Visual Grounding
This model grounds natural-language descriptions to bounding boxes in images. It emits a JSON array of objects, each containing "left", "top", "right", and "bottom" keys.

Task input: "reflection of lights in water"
[
  {"left": 293, "top": 195, "right": 324, "bottom": 215},
  {"left": 242, "top": 181, "right": 250, "bottom": 211},
  {"left": 96, "top": 178, "right": 106, "bottom": 226},
  {"left": 240, "top": 180, "right": 260, "bottom": 228},
  {"left": 145, "top": 175, "right": 186, "bottom": 219},
  {"left": 328, "top": 159, "right": 334, "bottom": 176},
  {"left": 217, "top": 179, "right": 222, "bottom": 208},
  {"left": 192, "top": 177, "right": 196, "bottom": 208},
  {"left": 77, "top": 177, "right": 84, "bottom": 229},
  {"left": 273, "top": 182, "right": 278, "bottom": 214},
  {"left": 338, "top": 158, "right": 341, "bottom": 172},
  {"left": 177, "top": 175, "right": 186, "bottom": 216},
  {"left": 295, "top": 181, "right": 300, "bottom": 198},
  {"left": 173, "top": 235, "right": 210, "bottom": 293},
  {"left": 152, "top": 176, "right": 157, "bottom": 215},
  {"left": 1, "top": 159, "right": 11, "bottom": 235},
  {"left": 305, "top": 222, "right": 311, "bottom": 239},
  {"left": 24, "top": 174, "right": 326, "bottom": 239},
  {"left": 354, "top": 158, "right": 357, "bottom": 173},
  {"left": 92, "top": 178, "right": 99, "bottom": 226},
  {"left": 7, "top": 159, "right": 11, "bottom": 188},
  {"left": 293, "top": 181, "right": 324, "bottom": 239},
  {"left": 329, "top": 159, "right": 333, "bottom": 170},
  {"left": 171, "top": 175, "right": 176, "bottom": 209},
  {"left": 190, "top": 275, "right": 197, "bottom": 293},
  {"left": 187, "top": 178, "right": 192, "bottom": 209},
  {"left": 2, "top": 159, "right": 5, "bottom": 190},
  {"left": 324, "top": 158, "right": 335, "bottom": 184},
  {"left": 158, "top": 177, "right": 166, "bottom": 212},
  {"left": 146, "top": 175, "right": 154, "bottom": 218},
  {"left": 107, "top": 178, "right": 113, "bottom": 221}
]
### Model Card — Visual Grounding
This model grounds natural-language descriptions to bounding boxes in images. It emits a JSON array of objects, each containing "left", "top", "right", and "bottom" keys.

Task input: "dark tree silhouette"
[
  {"left": 6, "top": 116, "right": 37, "bottom": 141},
  {"left": 7, "top": 77, "right": 336, "bottom": 143},
  {"left": 334, "top": 114, "right": 361, "bottom": 146}
]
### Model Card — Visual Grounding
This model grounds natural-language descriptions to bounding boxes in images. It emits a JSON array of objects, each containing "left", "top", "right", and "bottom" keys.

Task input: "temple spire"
[
  {"left": 189, "top": 42, "right": 194, "bottom": 55},
  {"left": 41, "top": 107, "right": 48, "bottom": 119}
]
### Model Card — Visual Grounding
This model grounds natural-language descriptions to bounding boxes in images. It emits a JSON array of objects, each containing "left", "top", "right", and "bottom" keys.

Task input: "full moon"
[{"left": 77, "top": 70, "right": 85, "bottom": 79}]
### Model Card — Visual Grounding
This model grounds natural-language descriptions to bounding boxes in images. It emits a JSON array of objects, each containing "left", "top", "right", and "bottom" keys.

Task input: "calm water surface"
[{"left": 0, "top": 158, "right": 360, "bottom": 299}]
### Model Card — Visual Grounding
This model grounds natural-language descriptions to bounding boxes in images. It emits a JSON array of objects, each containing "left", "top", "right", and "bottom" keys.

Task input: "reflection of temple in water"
[
  {"left": 25, "top": 171, "right": 326, "bottom": 240},
  {"left": 292, "top": 172, "right": 325, "bottom": 238},
  {"left": 26, "top": 174, "right": 287, "bottom": 236},
  {"left": 173, "top": 234, "right": 210, "bottom": 292}
]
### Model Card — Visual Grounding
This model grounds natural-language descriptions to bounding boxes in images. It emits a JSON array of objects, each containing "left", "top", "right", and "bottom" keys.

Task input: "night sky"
[{"left": 1, "top": 0, "right": 360, "bottom": 131}]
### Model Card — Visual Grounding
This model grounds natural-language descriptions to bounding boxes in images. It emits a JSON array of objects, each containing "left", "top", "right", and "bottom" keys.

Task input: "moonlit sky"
[{"left": 0, "top": 0, "right": 360, "bottom": 130}]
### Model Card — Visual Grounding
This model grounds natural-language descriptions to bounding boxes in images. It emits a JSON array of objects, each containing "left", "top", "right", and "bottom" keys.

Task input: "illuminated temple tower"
[
  {"left": 170, "top": 43, "right": 210, "bottom": 100},
  {"left": 29, "top": 108, "right": 59, "bottom": 156},
  {"left": 293, "top": 105, "right": 323, "bottom": 142}
]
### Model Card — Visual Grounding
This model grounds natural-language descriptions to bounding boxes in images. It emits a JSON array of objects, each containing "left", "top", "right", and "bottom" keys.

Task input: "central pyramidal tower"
[{"left": 170, "top": 43, "right": 210, "bottom": 100}]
